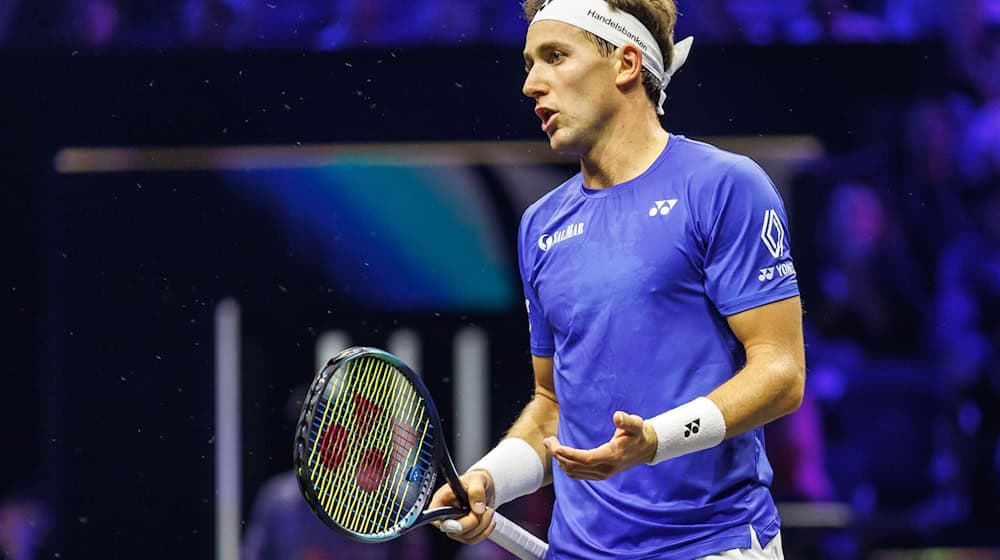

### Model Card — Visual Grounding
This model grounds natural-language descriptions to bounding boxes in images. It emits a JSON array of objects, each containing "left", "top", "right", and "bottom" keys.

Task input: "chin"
[{"left": 546, "top": 129, "right": 582, "bottom": 156}]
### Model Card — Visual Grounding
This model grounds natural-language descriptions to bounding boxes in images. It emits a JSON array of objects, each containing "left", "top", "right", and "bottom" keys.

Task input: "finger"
[
  {"left": 553, "top": 454, "right": 581, "bottom": 474},
  {"left": 549, "top": 443, "right": 591, "bottom": 463},
  {"left": 428, "top": 485, "right": 458, "bottom": 511},
  {"left": 552, "top": 452, "right": 593, "bottom": 470},
  {"left": 456, "top": 507, "right": 497, "bottom": 544},
  {"left": 561, "top": 467, "right": 610, "bottom": 480},
  {"left": 465, "top": 474, "right": 488, "bottom": 514},
  {"left": 553, "top": 455, "right": 610, "bottom": 478},
  {"left": 440, "top": 511, "right": 487, "bottom": 539},
  {"left": 542, "top": 437, "right": 561, "bottom": 455},
  {"left": 554, "top": 442, "right": 617, "bottom": 465},
  {"left": 443, "top": 507, "right": 494, "bottom": 543}
]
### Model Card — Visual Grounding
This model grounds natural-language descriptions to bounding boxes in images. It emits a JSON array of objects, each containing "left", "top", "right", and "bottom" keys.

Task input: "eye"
[{"left": 548, "top": 50, "right": 565, "bottom": 63}]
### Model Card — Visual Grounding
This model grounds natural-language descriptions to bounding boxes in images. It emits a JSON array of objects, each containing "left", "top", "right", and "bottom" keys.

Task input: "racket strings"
[
  {"left": 338, "top": 360, "right": 406, "bottom": 531},
  {"left": 305, "top": 357, "right": 435, "bottom": 535},
  {"left": 348, "top": 362, "right": 434, "bottom": 533},
  {"left": 314, "top": 358, "right": 395, "bottom": 526}
]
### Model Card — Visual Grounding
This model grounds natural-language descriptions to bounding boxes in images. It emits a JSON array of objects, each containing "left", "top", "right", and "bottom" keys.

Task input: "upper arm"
[
  {"left": 726, "top": 296, "right": 805, "bottom": 376},
  {"left": 701, "top": 158, "right": 799, "bottom": 316}
]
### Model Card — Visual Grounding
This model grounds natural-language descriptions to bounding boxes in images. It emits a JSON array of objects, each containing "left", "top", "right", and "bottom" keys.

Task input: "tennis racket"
[{"left": 293, "top": 346, "right": 549, "bottom": 560}]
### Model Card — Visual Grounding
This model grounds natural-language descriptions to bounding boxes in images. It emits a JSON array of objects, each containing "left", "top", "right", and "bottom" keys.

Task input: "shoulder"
[
  {"left": 670, "top": 137, "right": 780, "bottom": 214},
  {"left": 519, "top": 175, "right": 581, "bottom": 234},
  {"left": 673, "top": 136, "right": 772, "bottom": 190}
]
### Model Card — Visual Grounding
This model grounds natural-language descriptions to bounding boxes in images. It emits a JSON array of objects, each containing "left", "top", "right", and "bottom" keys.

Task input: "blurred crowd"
[
  {"left": 766, "top": 0, "right": 1000, "bottom": 554},
  {"left": 2, "top": 0, "right": 999, "bottom": 558},
  {"left": 0, "top": 0, "right": 975, "bottom": 51}
]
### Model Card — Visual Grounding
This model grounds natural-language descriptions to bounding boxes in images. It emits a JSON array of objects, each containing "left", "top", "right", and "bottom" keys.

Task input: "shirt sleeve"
[
  {"left": 518, "top": 212, "right": 555, "bottom": 356},
  {"left": 701, "top": 157, "right": 800, "bottom": 316}
]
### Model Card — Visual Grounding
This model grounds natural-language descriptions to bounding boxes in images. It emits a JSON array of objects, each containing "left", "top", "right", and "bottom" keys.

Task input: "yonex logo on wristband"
[{"left": 684, "top": 418, "right": 700, "bottom": 438}]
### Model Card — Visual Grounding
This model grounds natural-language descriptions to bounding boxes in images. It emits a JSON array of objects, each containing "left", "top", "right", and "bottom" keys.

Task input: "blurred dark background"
[{"left": 2, "top": 0, "right": 999, "bottom": 559}]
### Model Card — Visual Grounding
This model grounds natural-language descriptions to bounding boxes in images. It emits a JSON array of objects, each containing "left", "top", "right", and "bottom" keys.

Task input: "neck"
[{"left": 579, "top": 106, "right": 669, "bottom": 189}]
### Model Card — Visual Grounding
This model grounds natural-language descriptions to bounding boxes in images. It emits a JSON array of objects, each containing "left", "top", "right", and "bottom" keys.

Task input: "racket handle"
[{"left": 490, "top": 512, "right": 548, "bottom": 560}]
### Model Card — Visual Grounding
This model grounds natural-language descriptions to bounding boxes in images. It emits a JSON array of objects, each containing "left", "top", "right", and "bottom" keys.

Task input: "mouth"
[{"left": 535, "top": 106, "right": 559, "bottom": 133}]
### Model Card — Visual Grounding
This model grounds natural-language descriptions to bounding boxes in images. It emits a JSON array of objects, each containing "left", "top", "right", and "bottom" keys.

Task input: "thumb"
[
  {"left": 465, "top": 472, "right": 489, "bottom": 514},
  {"left": 614, "top": 411, "right": 644, "bottom": 435}
]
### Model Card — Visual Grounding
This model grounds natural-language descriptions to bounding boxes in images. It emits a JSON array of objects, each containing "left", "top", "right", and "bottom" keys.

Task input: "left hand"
[{"left": 543, "top": 411, "right": 658, "bottom": 480}]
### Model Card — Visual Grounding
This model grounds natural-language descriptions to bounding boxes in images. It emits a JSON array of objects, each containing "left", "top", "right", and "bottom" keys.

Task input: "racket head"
[{"left": 292, "top": 347, "right": 466, "bottom": 543}]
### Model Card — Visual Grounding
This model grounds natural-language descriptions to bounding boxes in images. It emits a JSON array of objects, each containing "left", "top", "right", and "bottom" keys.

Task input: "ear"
[{"left": 614, "top": 44, "right": 644, "bottom": 89}]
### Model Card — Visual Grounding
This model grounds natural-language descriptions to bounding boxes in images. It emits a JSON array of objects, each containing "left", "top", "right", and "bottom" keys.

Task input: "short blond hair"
[{"left": 522, "top": 0, "right": 678, "bottom": 109}]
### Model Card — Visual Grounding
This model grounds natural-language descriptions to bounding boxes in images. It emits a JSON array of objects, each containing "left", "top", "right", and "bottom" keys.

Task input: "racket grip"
[{"left": 489, "top": 512, "right": 548, "bottom": 560}]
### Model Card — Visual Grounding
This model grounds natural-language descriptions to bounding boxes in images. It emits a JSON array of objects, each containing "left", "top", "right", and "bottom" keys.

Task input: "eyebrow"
[{"left": 523, "top": 40, "right": 572, "bottom": 64}]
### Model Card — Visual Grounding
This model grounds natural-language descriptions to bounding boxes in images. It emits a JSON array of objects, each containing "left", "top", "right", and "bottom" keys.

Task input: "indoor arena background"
[{"left": 2, "top": 1, "right": 999, "bottom": 558}]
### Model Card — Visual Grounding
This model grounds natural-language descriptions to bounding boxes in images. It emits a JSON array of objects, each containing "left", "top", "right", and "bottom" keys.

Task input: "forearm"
[
  {"left": 503, "top": 391, "right": 559, "bottom": 484},
  {"left": 708, "top": 346, "right": 805, "bottom": 438},
  {"left": 466, "top": 356, "right": 559, "bottom": 505}
]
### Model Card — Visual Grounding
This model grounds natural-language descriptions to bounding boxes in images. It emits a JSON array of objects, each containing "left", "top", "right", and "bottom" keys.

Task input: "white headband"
[{"left": 530, "top": 0, "right": 693, "bottom": 115}]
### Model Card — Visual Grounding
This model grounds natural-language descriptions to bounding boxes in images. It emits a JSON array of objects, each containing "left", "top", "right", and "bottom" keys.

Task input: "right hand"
[{"left": 428, "top": 469, "right": 497, "bottom": 544}]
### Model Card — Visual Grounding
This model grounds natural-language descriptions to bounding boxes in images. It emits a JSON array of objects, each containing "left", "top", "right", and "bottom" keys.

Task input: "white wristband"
[
  {"left": 468, "top": 437, "right": 543, "bottom": 507},
  {"left": 646, "top": 397, "right": 727, "bottom": 465}
]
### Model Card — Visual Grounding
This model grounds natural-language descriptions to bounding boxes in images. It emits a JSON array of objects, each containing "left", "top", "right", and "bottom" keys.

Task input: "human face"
[{"left": 522, "top": 21, "right": 619, "bottom": 155}]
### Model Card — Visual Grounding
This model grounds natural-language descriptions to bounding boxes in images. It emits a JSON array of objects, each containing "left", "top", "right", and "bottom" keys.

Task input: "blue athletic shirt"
[{"left": 517, "top": 135, "right": 799, "bottom": 559}]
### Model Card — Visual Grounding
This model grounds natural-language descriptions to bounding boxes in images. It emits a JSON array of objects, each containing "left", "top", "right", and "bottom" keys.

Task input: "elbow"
[{"left": 780, "top": 360, "right": 806, "bottom": 416}]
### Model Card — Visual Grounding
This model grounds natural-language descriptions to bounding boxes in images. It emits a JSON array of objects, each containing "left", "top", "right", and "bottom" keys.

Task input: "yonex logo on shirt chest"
[
  {"left": 649, "top": 199, "right": 678, "bottom": 217},
  {"left": 538, "top": 222, "right": 585, "bottom": 251}
]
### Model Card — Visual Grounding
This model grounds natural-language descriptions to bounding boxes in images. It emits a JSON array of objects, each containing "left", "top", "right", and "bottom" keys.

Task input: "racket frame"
[{"left": 293, "top": 346, "right": 472, "bottom": 542}]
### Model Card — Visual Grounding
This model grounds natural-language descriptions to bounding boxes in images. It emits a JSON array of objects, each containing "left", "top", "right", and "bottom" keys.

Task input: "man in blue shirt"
[{"left": 430, "top": 1, "right": 804, "bottom": 557}]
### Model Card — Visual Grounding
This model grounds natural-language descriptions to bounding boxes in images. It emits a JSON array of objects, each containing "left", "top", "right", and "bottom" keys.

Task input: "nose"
[{"left": 522, "top": 65, "right": 547, "bottom": 99}]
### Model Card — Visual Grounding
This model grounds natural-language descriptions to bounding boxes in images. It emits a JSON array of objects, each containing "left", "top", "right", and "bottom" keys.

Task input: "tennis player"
[{"left": 430, "top": 1, "right": 804, "bottom": 558}]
